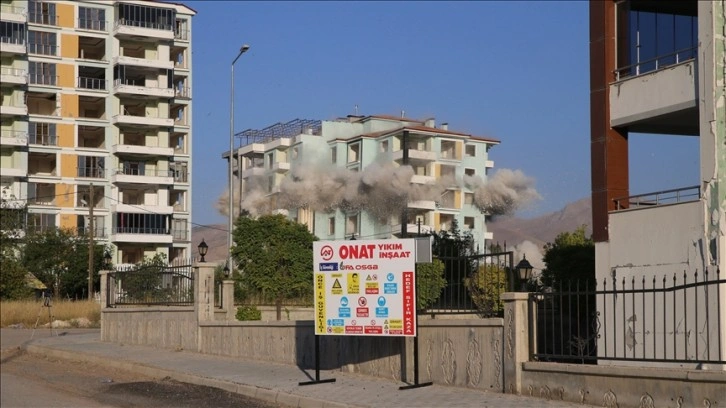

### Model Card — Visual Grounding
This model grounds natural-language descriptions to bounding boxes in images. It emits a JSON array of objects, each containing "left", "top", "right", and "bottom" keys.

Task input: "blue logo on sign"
[
  {"left": 377, "top": 296, "right": 386, "bottom": 307},
  {"left": 339, "top": 307, "right": 351, "bottom": 317},
  {"left": 387, "top": 273, "right": 394, "bottom": 282},
  {"left": 319, "top": 262, "right": 338, "bottom": 271},
  {"left": 340, "top": 296, "right": 348, "bottom": 307},
  {"left": 376, "top": 307, "right": 389, "bottom": 318},
  {"left": 384, "top": 283, "right": 397, "bottom": 294},
  {"left": 330, "top": 319, "right": 344, "bottom": 326}
]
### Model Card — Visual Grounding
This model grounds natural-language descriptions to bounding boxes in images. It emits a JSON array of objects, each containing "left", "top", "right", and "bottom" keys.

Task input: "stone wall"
[{"left": 101, "top": 307, "right": 197, "bottom": 351}]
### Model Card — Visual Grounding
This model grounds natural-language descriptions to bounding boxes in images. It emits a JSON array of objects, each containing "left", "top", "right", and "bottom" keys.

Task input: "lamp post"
[
  {"left": 198, "top": 239, "right": 209, "bottom": 263},
  {"left": 228, "top": 44, "right": 250, "bottom": 281},
  {"left": 516, "top": 254, "right": 533, "bottom": 292},
  {"left": 104, "top": 252, "right": 112, "bottom": 268}
]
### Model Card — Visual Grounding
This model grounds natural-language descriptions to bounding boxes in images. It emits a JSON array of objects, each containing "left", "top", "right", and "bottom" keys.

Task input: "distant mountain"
[
  {"left": 192, "top": 197, "right": 593, "bottom": 265},
  {"left": 488, "top": 197, "right": 592, "bottom": 251}
]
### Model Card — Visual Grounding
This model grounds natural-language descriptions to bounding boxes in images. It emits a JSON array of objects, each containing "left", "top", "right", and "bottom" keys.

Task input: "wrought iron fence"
[
  {"left": 106, "top": 261, "right": 194, "bottom": 307},
  {"left": 530, "top": 269, "right": 725, "bottom": 365},
  {"left": 426, "top": 245, "right": 514, "bottom": 316}
]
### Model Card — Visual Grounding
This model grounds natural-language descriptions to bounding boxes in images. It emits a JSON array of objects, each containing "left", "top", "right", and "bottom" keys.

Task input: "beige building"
[{"left": 0, "top": 0, "right": 195, "bottom": 264}]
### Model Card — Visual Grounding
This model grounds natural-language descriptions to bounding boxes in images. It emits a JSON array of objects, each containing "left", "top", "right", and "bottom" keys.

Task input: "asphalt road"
[{"left": 0, "top": 329, "right": 288, "bottom": 408}]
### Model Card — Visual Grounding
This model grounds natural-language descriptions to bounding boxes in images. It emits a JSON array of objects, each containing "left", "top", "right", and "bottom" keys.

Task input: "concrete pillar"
[
  {"left": 194, "top": 263, "right": 215, "bottom": 323},
  {"left": 501, "top": 292, "right": 530, "bottom": 395},
  {"left": 99, "top": 270, "right": 108, "bottom": 340},
  {"left": 222, "top": 279, "right": 235, "bottom": 320}
]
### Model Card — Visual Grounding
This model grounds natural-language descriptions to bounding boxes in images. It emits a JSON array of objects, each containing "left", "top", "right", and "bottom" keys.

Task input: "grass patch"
[{"left": 0, "top": 299, "right": 101, "bottom": 328}]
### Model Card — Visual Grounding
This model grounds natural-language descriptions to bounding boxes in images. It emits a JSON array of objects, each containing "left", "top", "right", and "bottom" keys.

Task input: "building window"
[
  {"left": 345, "top": 213, "right": 359, "bottom": 236},
  {"left": 0, "top": 21, "right": 26, "bottom": 44},
  {"left": 78, "top": 156, "right": 105, "bottom": 178},
  {"left": 464, "top": 192, "right": 474, "bottom": 205},
  {"left": 78, "top": 6, "right": 106, "bottom": 31},
  {"left": 28, "top": 62, "right": 56, "bottom": 86},
  {"left": 117, "top": 3, "right": 175, "bottom": 31},
  {"left": 464, "top": 216, "right": 475, "bottom": 229},
  {"left": 347, "top": 142, "right": 360, "bottom": 163},
  {"left": 28, "top": 122, "right": 57, "bottom": 145},
  {"left": 465, "top": 145, "right": 475, "bottom": 157},
  {"left": 328, "top": 217, "right": 335, "bottom": 235},
  {"left": 28, "top": 1, "right": 57, "bottom": 26},
  {"left": 380, "top": 140, "right": 389, "bottom": 153},
  {"left": 28, "top": 212, "right": 56, "bottom": 233},
  {"left": 28, "top": 31, "right": 56, "bottom": 55},
  {"left": 172, "top": 219, "right": 187, "bottom": 240},
  {"left": 464, "top": 168, "right": 475, "bottom": 177},
  {"left": 330, "top": 146, "right": 337, "bottom": 164}
]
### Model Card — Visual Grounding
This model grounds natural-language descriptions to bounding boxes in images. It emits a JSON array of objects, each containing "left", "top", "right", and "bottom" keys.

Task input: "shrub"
[
  {"left": 235, "top": 305, "right": 261, "bottom": 321},
  {"left": 465, "top": 264, "right": 508, "bottom": 317},
  {"left": 416, "top": 260, "right": 446, "bottom": 311}
]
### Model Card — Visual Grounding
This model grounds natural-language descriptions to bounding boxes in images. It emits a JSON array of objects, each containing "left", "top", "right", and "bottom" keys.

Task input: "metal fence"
[
  {"left": 106, "top": 260, "right": 194, "bottom": 307},
  {"left": 530, "top": 269, "right": 725, "bottom": 365}
]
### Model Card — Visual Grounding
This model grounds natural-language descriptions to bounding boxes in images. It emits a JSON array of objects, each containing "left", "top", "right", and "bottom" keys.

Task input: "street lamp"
[
  {"left": 104, "top": 252, "right": 112, "bottom": 267},
  {"left": 198, "top": 239, "right": 209, "bottom": 263},
  {"left": 229, "top": 44, "right": 250, "bottom": 281},
  {"left": 516, "top": 254, "right": 533, "bottom": 292}
]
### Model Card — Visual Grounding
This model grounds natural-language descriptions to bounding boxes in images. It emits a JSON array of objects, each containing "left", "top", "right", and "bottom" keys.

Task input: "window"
[
  {"left": 28, "top": 31, "right": 56, "bottom": 55},
  {"left": 330, "top": 146, "right": 337, "bottom": 164},
  {"left": 380, "top": 140, "right": 389, "bottom": 153},
  {"left": 172, "top": 219, "right": 187, "bottom": 240},
  {"left": 266, "top": 152, "right": 273, "bottom": 169},
  {"left": 328, "top": 217, "right": 335, "bottom": 235},
  {"left": 347, "top": 142, "right": 360, "bottom": 163},
  {"left": 117, "top": 3, "right": 176, "bottom": 31},
  {"left": 345, "top": 214, "right": 359, "bottom": 236},
  {"left": 174, "top": 18, "right": 188, "bottom": 40},
  {"left": 464, "top": 216, "right": 475, "bottom": 230},
  {"left": 0, "top": 21, "right": 26, "bottom": 44},
  {"left": 115, "top": 212, "right": 170, "bottom": 235},
  {"left": 28, "top": 122, "right": 56, "bottom": 145},
  {"left": 121, "top": 160, "right": 143, "bottom": 176},
  {"left": 171, "top": 162, "right": 188, "bottom": 182},
  {"left": 78, "top": 7, "right": 106, "bottom": 31},
  {"left": 291, "top": 146, "right": 299, "bottom": 160},
  {"left": 28, "top": 62, "right": 56, "bottom": 85},
  {"left": 28, "top": 1, "right": 56, "bottom": 26},
  {"left": 464, "top": 193, "right": 474, "bottom": 205},
  {"left": 79, "top": 156, "right": 105, "bottom": 178},
  {"left": 465, "top": 145, "right": 476, "bottom": 157},
  {"left": 28, "top": 212, "right": 56, "bottom": 233},
  {"left": 464, "top": 168, "right": 475, "bottom": 177},
  {"left": 440, "top": 140, "right": 458, "bottom": 160}
]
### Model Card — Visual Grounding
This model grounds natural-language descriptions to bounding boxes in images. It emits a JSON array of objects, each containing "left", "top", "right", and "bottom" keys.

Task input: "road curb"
[{"left": 25, "top": 344, "right": 354, "bottom": 408}]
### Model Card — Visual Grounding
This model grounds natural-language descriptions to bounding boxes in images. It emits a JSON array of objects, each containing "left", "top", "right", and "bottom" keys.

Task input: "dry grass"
[{"left": 0, "top": 299, "right": 101, "bottom": 328}]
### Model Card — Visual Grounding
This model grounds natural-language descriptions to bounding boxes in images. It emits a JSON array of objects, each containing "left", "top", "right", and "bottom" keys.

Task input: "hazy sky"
[{"left": 189, "top": 1, "right": 700, "bottom": 228}]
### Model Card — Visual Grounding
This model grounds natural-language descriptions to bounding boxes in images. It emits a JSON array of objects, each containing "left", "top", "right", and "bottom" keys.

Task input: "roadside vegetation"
[{"left": 0, "top": 299, "right": 101, "bottom": 328}]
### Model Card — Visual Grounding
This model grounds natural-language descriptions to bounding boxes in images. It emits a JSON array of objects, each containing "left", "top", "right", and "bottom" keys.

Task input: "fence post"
[
  {"left": 501, "top": 292, "right": 530, "bottom": 394},
  {"left": 99, "top": 270, "right": 108, "bottom": 340},
  {"left": 194, "top": 262, "right": 215, "bottom": 323},
  {"left": 223, "top": 279, "right": 235, "bottom": 320}
]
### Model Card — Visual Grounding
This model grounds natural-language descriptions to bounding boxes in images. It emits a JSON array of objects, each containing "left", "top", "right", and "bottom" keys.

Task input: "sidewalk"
[{"left": 26, "top": 332, "right": 591, "bottom": 408}]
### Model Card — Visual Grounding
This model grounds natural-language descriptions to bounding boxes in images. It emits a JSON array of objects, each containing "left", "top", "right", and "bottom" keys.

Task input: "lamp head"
[{"left": 240, "top": 44, "right": 250, "bottom": 53}]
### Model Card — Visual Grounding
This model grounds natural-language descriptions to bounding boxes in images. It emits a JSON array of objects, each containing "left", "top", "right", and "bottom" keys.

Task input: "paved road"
[{"left": 1, "top": 329, "right": 286, "bottom": 408}]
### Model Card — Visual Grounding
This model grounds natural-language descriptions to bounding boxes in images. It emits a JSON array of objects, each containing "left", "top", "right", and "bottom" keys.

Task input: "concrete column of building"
[
  {"left": 222, "top": 279, "right": 235, "bottom": 320},
  {"left": 501, "top": 292, "right": 530, "bottom": 394},
  {"left": 194, "top": 263, "right": 215, "bottom": 323}
]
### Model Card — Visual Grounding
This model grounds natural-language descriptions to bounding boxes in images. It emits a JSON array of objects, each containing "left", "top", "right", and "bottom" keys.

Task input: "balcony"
[
  {"left": 77, "top": 18, "right": 108, "bottom": 32},
  {"left": 113, "top": 55, "right": 173, "bottom": 70},
  {"left": 0, "top": 130, "right": 27, "bottom": 146},
  {"left": 28, "top": 43, "right": 57, "bottom": 56},
  {"left": 0, "top": 37, "right": 25, "bottom": 55},
  {"left": 0, "top": 5, "right": 26, "bottom": 23},
  {"left": 174, "top": 29, "right": 189, "bottom": 42},
  {"left": 0, "top": 104, "right": 27, "bottom": 117},
  {"left": 392, "top": 148, "right": 437, "bottom": 162},
  {"left": 113, "top": 79, "right": 174, "bottom": 98},
  {"left": 113, "top": 19, "right": 174, "bottom": 41},
  {"left": 610, "top": 59, "right": 698, "bottom": 135},
  {"left": 76, "top": 77, "right": 108, "bottom": 92},
  {"left": 0, "top": 67, "right": 27, "bottom": 86},
  {"left": 271, "top": 161, "right": 290, "bottom": 173},
  {"left": 112, "top": 113, "right": 173, "bottom": 128},
  {"left": 174, "top": 87, "right": 191, "bottom": 99},
  {"left": 408, "top": 200, "right": 437, "bottom": 210},
  {"left": 111, "top": 168, "right": 173, "bottom": 185},
  {"left": 0, "top": 167, "right": 26, "bottom": 177},
  {"left": 28, "top": 74, "right": 59, "bottom": 88},
  {"left": 241, "top": 166, "right": 265, "bottom": 179},
  {"left": 112, "top": 203, "right": 173, "bottom": 215},
  {"left": 28, "top": 134, "right": 58, "bottom": 146},
  {"left": 28, "top": 13, "right": 58, "bottom": 27},
  {"left": 390, "top": 222, "right": 434, "bottom": 236},
  {"left": 112, "top": 143, "right": 173, "bottom": 157},
  {"left": 111, "top": 228, "right": 173, "bottom": 244},
  {"left": 410, "top": 174, "right": 435, "bottom": 184}
]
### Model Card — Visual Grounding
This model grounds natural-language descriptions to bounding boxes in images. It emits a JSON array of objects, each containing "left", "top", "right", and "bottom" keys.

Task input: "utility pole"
[{"left": 88, "top": 183, "right": 94, "bottom": 300}]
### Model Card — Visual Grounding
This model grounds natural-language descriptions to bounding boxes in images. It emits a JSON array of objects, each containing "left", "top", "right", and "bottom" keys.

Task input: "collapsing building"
[{"left": 222, "top": 114, "right": 539, "bottom": 252}]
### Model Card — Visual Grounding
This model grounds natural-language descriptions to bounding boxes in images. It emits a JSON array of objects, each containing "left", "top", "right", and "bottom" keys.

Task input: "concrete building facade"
[
  {"left": 227, "top": 114, "right": 499, "bottom": 251},
  {"left": 0, "top": 0, "right": 195, "bottom": 265},
  {"left": 590, "top": 0, "right": 725, "bottom": 364}
]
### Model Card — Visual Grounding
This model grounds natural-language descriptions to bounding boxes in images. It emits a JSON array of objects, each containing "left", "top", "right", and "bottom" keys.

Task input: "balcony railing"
[
  {"left": 172, "top": 229, "right": 188, "bottom": 240},
  {"left": 28, "top": 74, "right": 58, "bottom": 86},
  {"left": 28, "top": 13, "right": 59, "bottom": 26},
  {"left": 1, "top": 67, "right": 27, "bottom": 77},
  {"left": 77, "top": 167, "right": 105, "bottom": 178},
  {"left": 78, "top": 18, "right": 107, "bottom": 32},
  {"left": 0, "top": 4, "right": 26, "bottom": 15},
  {"left": 614, "top": 47, "right": 698, "bottom": 82},
  {"left": 613, "top": 185, "right": 700, "bottom": 211},
  {"left": 115, "top": 19, "right": 173, "bottom": 31},
  {"left": 28, "top": 196, "right": 55, "bottom": 206},
  {"left": 77, "top": 77, "right": 107, "bottom": 91},
  {"left": 0, "top": 37, "right": 24, "bottom": 46},
  {"left": 113, "top": 227, "right": 170, "bottom": 235},
  {"left": 174, "top": 29, "right": 189, "bottom": 40},
  {"left": 76, "top": 226, "right": 107, "bottom": 238},
  {"left": 28, "top": 134, "right": 57, "bottom": 146},
  {"left": 28, "top": 43, "right": 57, "bottom": 56},
  {"left": 1, "top": 130, "right": 28, "bottom": 143},
  {"left": 174, "top": 87, "right": 191, "bottom": 98},
  {"left": 116, "top": 168, "right": 172, "bottom": 177}
]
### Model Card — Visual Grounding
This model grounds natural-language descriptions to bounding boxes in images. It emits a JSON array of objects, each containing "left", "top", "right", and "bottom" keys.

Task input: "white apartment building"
[
  {"left": 227, "top": 114, "right": 499, "bottom": 251},
  {"left": 0, "top": 0, "right": 195, "bottom": 264}
]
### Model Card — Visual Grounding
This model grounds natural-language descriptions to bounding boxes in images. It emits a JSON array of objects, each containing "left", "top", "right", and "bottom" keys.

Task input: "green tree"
[
  {"left": 0, "top": 199, "right": 31, "bottom": 300},
  {"left": 415, "top": 259, "right": 446, "bottom": 311},
  {"left": 465, "top": 263, "right": 508, "bottom": 317},
  {"left": 430, "top": 219, "right": 476, "bottom": 309},
  {"left": 232, "top": 214, "right": 317, "bottom": 320},
  {"left": 540, "top": 225, "right": 595, "bottom": 290},
  {"left": 121, "top": 253, "right": 167, "bottom": 302}
]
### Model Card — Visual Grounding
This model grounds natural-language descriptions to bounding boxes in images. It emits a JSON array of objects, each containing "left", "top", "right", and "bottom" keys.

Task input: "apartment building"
[
  {"left": 0, "top": 0, "right": 195, "bottom": 265},
  {"left": 590, "top": 1, "right": 724, "bottom": 363},
  {"left": 227, "top": 114, "right": 499, "bottom": 251}
]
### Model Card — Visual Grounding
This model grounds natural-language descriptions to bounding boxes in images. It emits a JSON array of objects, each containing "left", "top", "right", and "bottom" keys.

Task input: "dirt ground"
[{"left": 1, "top": 329, "right": 288, "bottom": 408}]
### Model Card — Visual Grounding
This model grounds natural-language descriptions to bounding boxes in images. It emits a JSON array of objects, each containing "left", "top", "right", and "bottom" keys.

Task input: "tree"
[
  {"left": 465, "top": 263, "right": 508, "bottom": 317},
  {"left": 232, "top": 214, "right": 316, "bottom": 320},
  {"left": 429, "top": 219, "right": 477, "bottom": 309},
  {"left": 415, "top": 259, "right": 446, "bottom": 311},
  {"left": 0, "top": 199, "right": 31, "bottom": 300},
  {"left": 121, "top": 253, "right": 167, "bottom": 302},
  {"left": 540, "top": 225, "right": 595, "bottom": 290}
]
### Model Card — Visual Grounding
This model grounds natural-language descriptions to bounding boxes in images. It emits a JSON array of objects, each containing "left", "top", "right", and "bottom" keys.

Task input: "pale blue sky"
[{"left": 189, "top": 1, "right": 700, "bottom": 227}]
